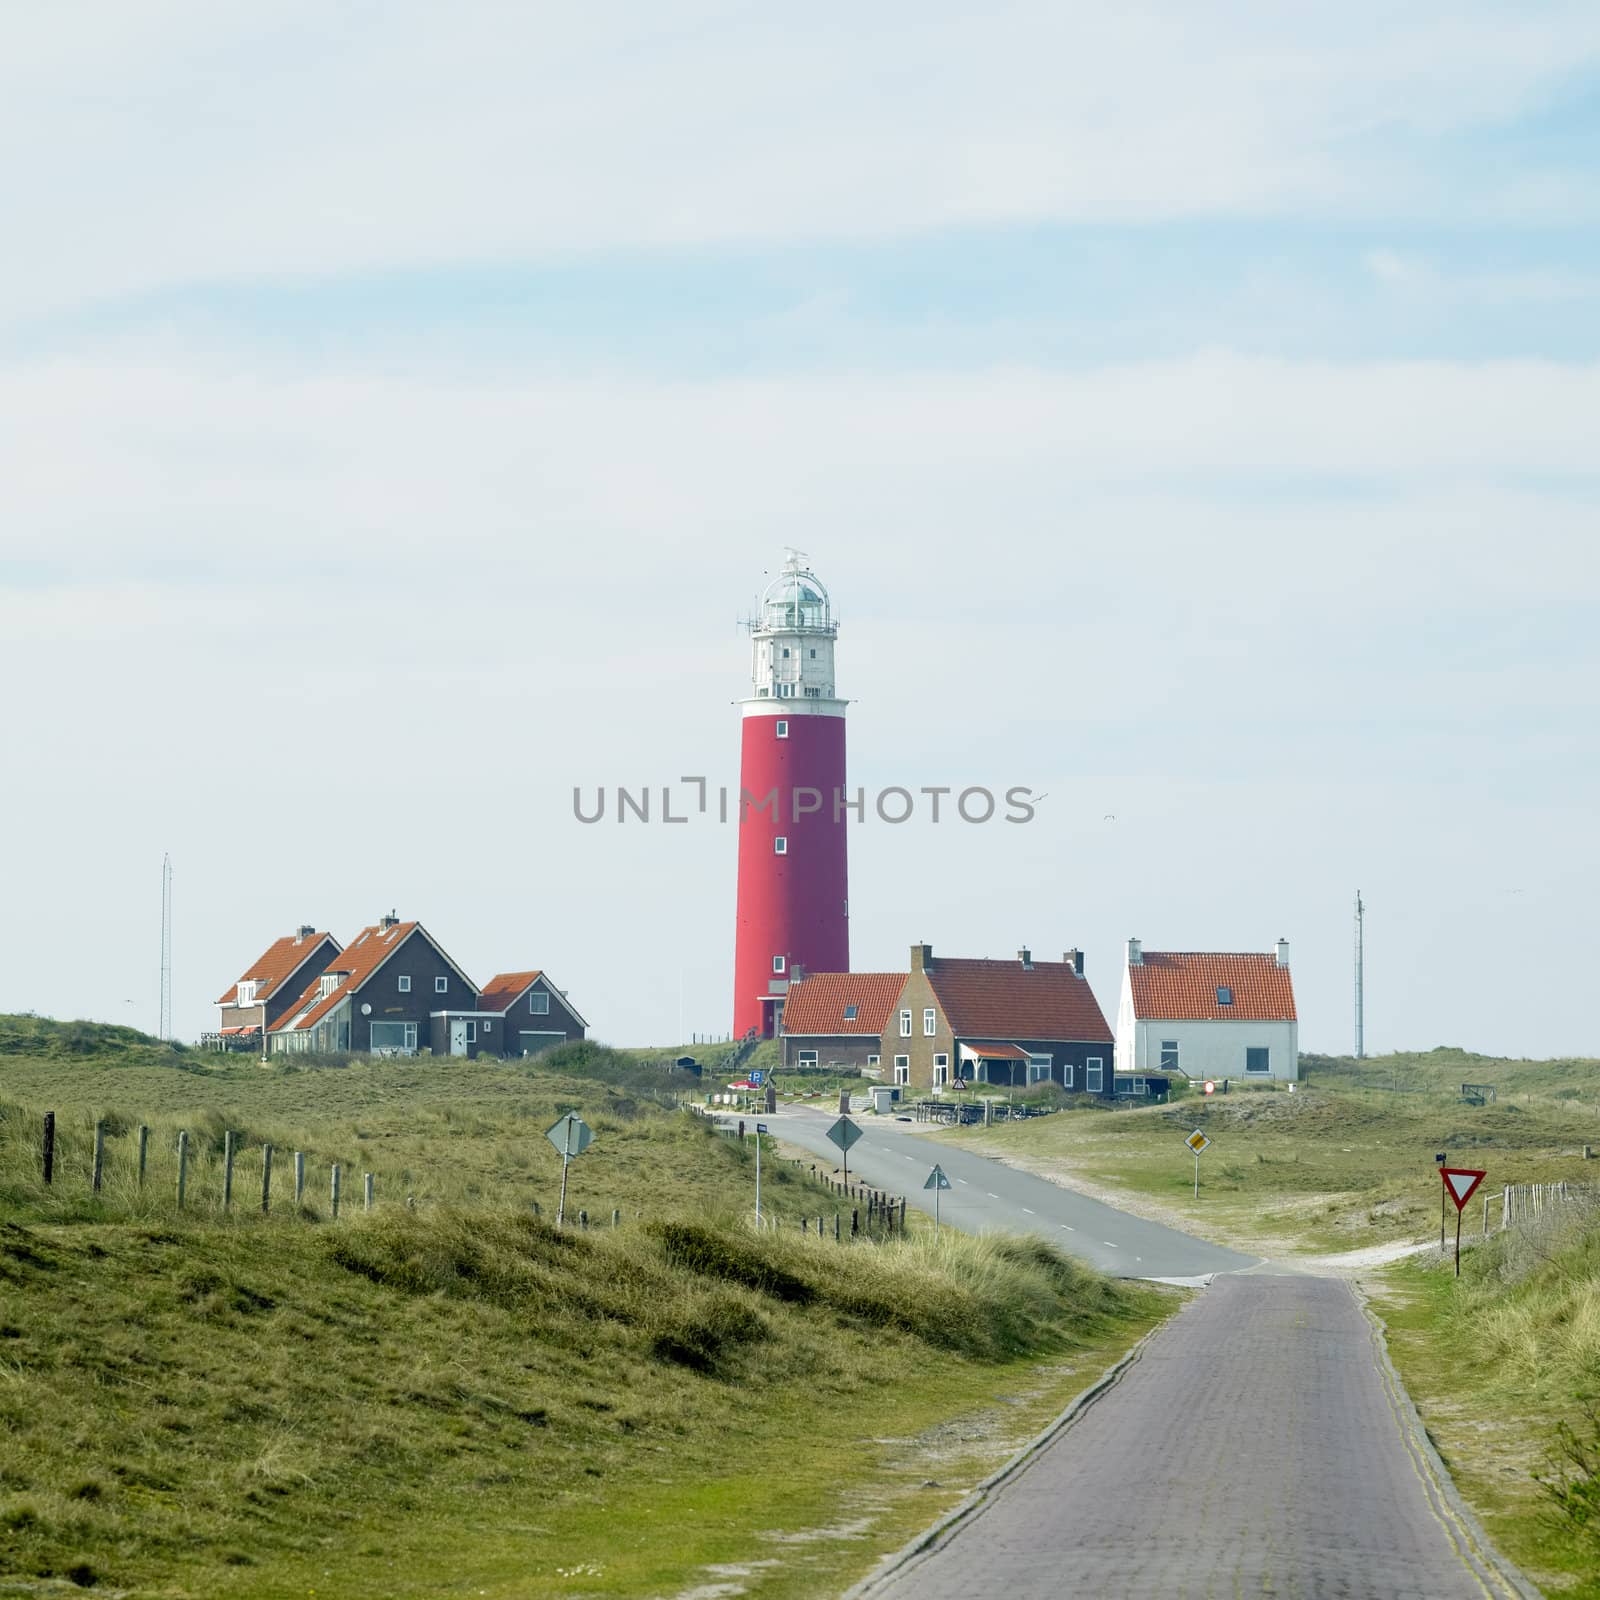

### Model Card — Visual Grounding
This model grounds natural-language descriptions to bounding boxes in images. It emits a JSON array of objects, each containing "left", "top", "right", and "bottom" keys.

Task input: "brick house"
[
  {"left": 1115, "top": 939, "right": 1298, "bottom": 1083},
  {"left": 211, "top": 925, "right": 342, "bottom": 1049},
  {"left": 777, "top": 972, "right": 904, "bottom": 1072},
  {"left": 891, "top": 943, "right": 1116, "bottom": 1097}
]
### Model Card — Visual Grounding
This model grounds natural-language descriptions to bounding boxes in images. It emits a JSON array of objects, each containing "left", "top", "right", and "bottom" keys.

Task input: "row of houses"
[
  {"left": 777, "top": 938, "right": 1298, "bottom": 1098},
  {"left": 211, "top": 913, "right": 586, "bottom": 1059}
]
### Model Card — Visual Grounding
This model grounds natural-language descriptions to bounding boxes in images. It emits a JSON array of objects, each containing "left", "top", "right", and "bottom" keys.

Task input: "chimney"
[
  {"left": 296, "top": 924, "right": 316, "bottom": 941},
  {"left": 1063, "top": 948, "right": 1084, "bottom": 977},
  {"left": 1127, "top": 937, "right": 1143, "bottom": 966},
  {"left": 1275, "top": 938, "right": 1290, "bottom": 968},
  {"left": 1017, "top": 947, "right": 1033, "bottom": 970},
  {"left": 910, "top": 942, "right": 933, "bottom": 972},
  {"left": 790, "top": 962, "right": 806, "bottom": 983},
  {"left": 379, "top": 909, "right": 399, "bottom": 930}
]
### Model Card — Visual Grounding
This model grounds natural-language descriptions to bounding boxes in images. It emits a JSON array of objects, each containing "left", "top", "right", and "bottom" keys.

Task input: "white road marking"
[
  {"left": 986, "top": 1192, "right": 1000, "bottom": 1199},
  {"left": 1060, "top": 1225, "right": 1075, "bottom": 1232},
  {"left": 1103, "top": 1241, "right": 1119, "bottom": 1248},
  {"left": 1021, "top": 1208, "right": 1035, "bottom": 1214},
  {"left": 956, "top": 1179, "right": 969, "bottom": 1185}
]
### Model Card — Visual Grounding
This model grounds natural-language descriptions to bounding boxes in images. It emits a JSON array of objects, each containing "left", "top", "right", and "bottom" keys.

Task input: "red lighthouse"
[{"left": 733, "top": 551, "right": 850, "bottom": 1039}]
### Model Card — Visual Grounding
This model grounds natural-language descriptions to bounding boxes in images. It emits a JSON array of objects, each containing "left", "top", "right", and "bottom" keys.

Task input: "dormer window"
[
  {"left": 317, "top": 972, "right": 344, "bottom": 999},
  {"left": 1217, "top": 986, "right": 1234, "bottom": 1006},
  {"left": 236, "top": 981, "right": 259, "bottom": 1005}
]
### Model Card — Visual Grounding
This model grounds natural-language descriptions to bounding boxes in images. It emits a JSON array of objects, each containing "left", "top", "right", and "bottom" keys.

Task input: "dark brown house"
[
  {"left": 211, "top": 925, "right": 342, "bottom": 1048},
  {"left": 778, "top": 972, "right": 903, "bottom": 1071}
]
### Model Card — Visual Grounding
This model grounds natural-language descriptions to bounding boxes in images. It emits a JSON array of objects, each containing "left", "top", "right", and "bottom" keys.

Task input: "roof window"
[
  {"left": 843, "top": 1004, "right": 858, "bottom": 1020},
  {"left": 1217, "top": 986, "right": 1234, "bottom": 1005}
]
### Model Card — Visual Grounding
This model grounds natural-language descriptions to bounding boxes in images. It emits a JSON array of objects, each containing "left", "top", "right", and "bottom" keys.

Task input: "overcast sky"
[{"left": 2, "top": 2, "right": 1597, "bottom": 1056}]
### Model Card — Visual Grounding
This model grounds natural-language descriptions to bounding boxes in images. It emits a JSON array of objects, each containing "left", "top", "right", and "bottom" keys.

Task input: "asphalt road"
[
  {"left": 864, "top": 1275, "right": 1519, "bottom": 1600},
  {"left": 748, "top": 1102, "right": 1255, "bottom": 1280}
]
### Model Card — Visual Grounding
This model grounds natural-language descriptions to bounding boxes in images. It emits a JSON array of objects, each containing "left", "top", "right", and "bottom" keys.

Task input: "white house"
[{"left": 1115, "top": 938, "right": 1299, "bottom": 1083}]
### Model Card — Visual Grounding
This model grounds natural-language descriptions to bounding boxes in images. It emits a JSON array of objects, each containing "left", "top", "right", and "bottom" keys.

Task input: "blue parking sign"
[{"left": 750, "top": 1070, "right": 764, "bottom": 1086}]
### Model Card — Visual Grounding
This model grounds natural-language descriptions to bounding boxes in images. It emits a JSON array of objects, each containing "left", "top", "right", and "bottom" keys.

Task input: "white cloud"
[{"left": 2, "top": 2, "right": 1599, "bottom": 324}]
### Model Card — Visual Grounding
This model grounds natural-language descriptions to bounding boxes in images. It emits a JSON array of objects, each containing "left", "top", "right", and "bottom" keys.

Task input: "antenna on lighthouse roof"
[{"left": 784, "top": 546, "right": 809, "bottom": 569}]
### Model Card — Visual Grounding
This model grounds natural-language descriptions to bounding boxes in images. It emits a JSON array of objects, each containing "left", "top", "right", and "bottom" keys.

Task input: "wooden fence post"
[
  {"left": 612, "top": 1209, "right": 621, "bottom": 1227},
  {"left": 579, "top": 1209, "right": 589, "bottom": 1230},
  {"left": 899, "top": 1197, "right": 907, "bottom": 1232},
  {"left": 223, "top": 1131, "right": 235, "bottom": 1211},
  {"left": 330, "top": 1163, "right": 341, "bottom": 1219},
  {"left": 293, "top": 1151, "right": 305, "bottom": 1206},
  {"left": 851, "top": 1207, "right": 859, "bottom": 1237},
  {"left": 833, "top": 1213, "right": 841, "bottom": 1242},
  {"left": 137, "top": 1125, "right": 149, "bottom": 1187},
  {"left": 92, "top": 1121, "right": 105, "bottom": 1194},
  {"left": 364, "top": 1173, "right": 374, "bottom": 1212},
  {"left": 261, "top": 1145, "right": 273, "bottom": 1214},
  {"left": 177, "top": 1131, "right": 189, "bottom": 1208},
  {"left": 816, "top": 1215, "right": 823, "bottom": 1236},
  {"left": 41, "top": 1112, "right": 55, "bottom": 1185}
]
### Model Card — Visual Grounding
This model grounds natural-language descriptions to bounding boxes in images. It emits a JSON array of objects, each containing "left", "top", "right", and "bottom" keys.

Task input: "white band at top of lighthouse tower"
[{"left": 740, "top": 550, "right": 848, "bottom": 718}]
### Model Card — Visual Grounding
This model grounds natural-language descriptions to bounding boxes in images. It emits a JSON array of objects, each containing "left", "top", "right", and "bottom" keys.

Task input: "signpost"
[
  {"left": 1440, "top": 1166, "right": 1486, "bottom": 1276},
  {"left": 755, "top": 1121, "right": 769, "bottom": 1225},
  {"left": 826, "top": 1114, "right": 863, "bottom": 1188},
  {"left": 545, "top": 1112, "right": 594, "bottom": 1228},
  {"left": 1185, "top": 1128, "right": 1211, "bottom": 1199},
  {"left": 924, "top": 1163, "right": 952, "bottom": 1235},
  {"left": 750, "top": 1070, "right": 763, "bottom": 1087},
  {"left": 1203, "top": 1080, "right": 1216, "bottom": 1097},
  {"left": 1436, "top": 1151, "right": 1448, "bottom": 1251}
]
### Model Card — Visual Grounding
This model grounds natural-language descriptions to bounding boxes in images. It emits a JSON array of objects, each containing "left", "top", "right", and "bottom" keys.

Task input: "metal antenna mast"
[
  {"left": 159, "top": 853, "right": 173, "bottom": 1041},
  {"left": 1353, "top": 889, "right": 1365, "bottom": 1060}
]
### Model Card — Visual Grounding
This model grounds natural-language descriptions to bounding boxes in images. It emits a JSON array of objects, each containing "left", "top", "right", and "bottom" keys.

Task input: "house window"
[
  {"left": 797, "top": 1050, "right": 818, "bottom": 1066},
  {"left": 933, "top": 1057, "right": 949, "bottom": 1087},
  {"left": 1063, "top": 1063, "right": 1075, "bottom": 1088},
  {"left": 922, "top": 1008, "right": 936, "bottom": 1036},
  {"left": 435, "top": 976, "right": 448, "bottom": 994},
  {"left": 317, "top": 973, "right": 341, "bottom": 999},
  {"left": 398, "top": 975, "right": 411, "bottom": 993},
  {"left": 774, "top": 837, "right": 788, "bottom": 855},
  {"left": 1159, "top": 1040, "right": 1179, "bottom": 1072},
  {"left": 899, "top": 1010, "right": 912, "bottom": 1037},
  {"left": 893, "top": 1056, "right": 909, "bottom": 1085},
  {"left": 483, "top": 1020, "right": 492, "bottom": 1033},
  {"left": 465, "top": 1021, "right": 477, "bottom": 1044},
  {"left": 369, "top": 1021, "right": 418, "bottom": 1055},
  {"left": 1246, "top": 1047, "right": 1270, "bottom": 1074},
  {"left": 527, "top": 991, "right": 550, "bottom": 1015},
  {"left": 1028, "top": 1053, "right": 1052, "bottom": 1084},
  {"left": 867, "top": 1054, "right": 880, "bottom": 1068},
  {"left": 237, "top": 980, "right": 259, "bottom": 1005},
  {"left": 775, "top": 720, "right": 788, "bottom": 738},
  {"left": 809, "top": 648, "right": 816, "bottom": 658},
  {"left": 1086, "top": 1058, "right": 1104, "bottom": 1093},
  {"left": 773, "top": 955, "right": 786, "bottom": 975},
  {"left": 1217, "top": 986, "right": 1234, "bottom": 1006},
  {"left": 843, "top": 1003, "right": 858, "bottom": 1020}
]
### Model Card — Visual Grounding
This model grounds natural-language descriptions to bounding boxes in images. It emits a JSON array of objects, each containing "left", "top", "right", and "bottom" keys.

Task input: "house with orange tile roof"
[
  {"left": 210, "top": 925, "right": 343, "bottom": 1048},
  {"left": 430, "top": 970, "right": 587, "bottom": 1059},
  {"left": 1114, "top": 938, "right": 1299, "bottom": 1082},
  {"left": 777, "top": 971, "right": 905, "bottom": 1071}
]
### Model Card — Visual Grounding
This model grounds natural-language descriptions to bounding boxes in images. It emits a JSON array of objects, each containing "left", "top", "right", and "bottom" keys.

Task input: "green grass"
[
  {"left": 1374, "top": 1200, "right": 1600, "bottom": 1597},
  {"left": 0, "top": 1016, "right": 1173, "bottom": 1597},
  {"left": 935, "top": 1050, "right": 1600, "bottom": 1256}
]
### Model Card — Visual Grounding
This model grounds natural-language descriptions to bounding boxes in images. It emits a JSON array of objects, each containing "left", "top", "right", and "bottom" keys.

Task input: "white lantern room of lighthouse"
[{"left": 747, "top": 551, "right": 840, "bottom": 703}]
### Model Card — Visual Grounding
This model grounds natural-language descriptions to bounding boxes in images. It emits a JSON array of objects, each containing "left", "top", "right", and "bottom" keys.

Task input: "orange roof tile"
[
  {"left": 478, "top": 971, "right": 544, "bottom": 1013},
  {"left": 216, "top": 932, "right": 340, "bottom": 1006},
  {"left": 781, "top": 973, "right": 905, "bottom": 1037},
  {"left": 1128, "top": 952, "right": 1297, "bottom": 1022},
  {"left": 273, "top": 920, "right": 422, "bottom": 1032},
  {"left": 926, "top": 957, "right": 1113, "bottom": 1044}
]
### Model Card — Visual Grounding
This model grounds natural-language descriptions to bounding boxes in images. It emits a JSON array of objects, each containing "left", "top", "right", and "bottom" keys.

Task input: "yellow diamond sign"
[{"left": 1186, "top": 1129, "right": 1211, "bottom": 1154}]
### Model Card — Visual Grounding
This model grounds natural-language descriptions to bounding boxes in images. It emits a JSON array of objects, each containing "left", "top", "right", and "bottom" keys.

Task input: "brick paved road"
[{"left": 865, "top": 1276, "right": 1518, "bottom": 1600}]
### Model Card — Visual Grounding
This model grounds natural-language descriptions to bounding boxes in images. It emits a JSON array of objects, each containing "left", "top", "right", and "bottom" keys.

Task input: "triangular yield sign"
[{"left": 1441, "top": 1167, "right": 1486, "bottom": 1210}]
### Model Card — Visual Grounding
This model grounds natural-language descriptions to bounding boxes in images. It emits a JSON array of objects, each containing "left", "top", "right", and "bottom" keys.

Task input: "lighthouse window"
[
  {"left": 775, "top": 721, "right": 788, "bottom": 738},
  {"left": 772, "top": 956, "right": 786, "bottom": 974},
  {"left": 782, "top": 648, "right": 790, "bottom": 658},
  {"left": 774, "top": 836, "right": 788, "bottom": 855},
  {"left": 809, "top": 649, "right": 816, "bottom": 658}
]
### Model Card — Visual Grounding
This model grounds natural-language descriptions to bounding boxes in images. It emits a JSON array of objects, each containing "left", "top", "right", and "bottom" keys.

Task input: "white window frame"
[
  {"left": 527, "top": 990, "right": 550, "bottom": 1015},
  {"left": 774, "top": 836, "right": 788, "bottom": 855},
  {"left": 397, "top": 974, "right": 412, "bottom": 993},
  {"left": 867, "top": 1054, "right": 880, "bottom": 1068},
  {"left": 1062, "top": 1062, "right": 1075, "bottom": 1089},
  {"left": 435, "top": 975, "right": 448, "bottom": 993},
  {"left": 369, "top": 1020, "right": 418, "bottom": 1055},
  {"left": 1028, "top": 1053, "right": 1052, "bottom": 1084},
  {"left": 922, "top": 1008, "right": 936, "bottom": 1036},
  {"left": 1159, "top": 1039, "right": 1179, "bottom": 1072},
  {"left": 464, "top": 1021, "right": 477, "bottom": 1044},
  {"left": 237, "top": 980, "right": 259, "bottom": 1005},
  {"left": 797, "top": 1049, "right": 818, "bottom": 1066},
  {"left": 773, "top": 955, "right": 786, "bottom": 975},
  {"left": 775, "top": 720, "right": 788, "bottom": 739},
  {"left": 1086, "top": 1057, "right": 1104, "bottom": 1093},
  {"left": 483, "top": 1020, "right": 492, "bottom": 1034},
  {"left": 1245, "top": 1047, "right": 1271, "bottom": 1074},
  {"left": 933, "top": 1058, "right": 949, "bottom": 1088},
  {"left": 899, "top": 1009, "right": 912, "bottom": 1038},
  {"left": 893, "top": 1055, "right": 910, "bottom": 1085}
]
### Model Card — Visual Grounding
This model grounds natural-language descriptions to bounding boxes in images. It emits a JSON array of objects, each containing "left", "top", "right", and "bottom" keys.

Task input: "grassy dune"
[
  {"left": 1377, "top": 1199, "right": 1600, "bottom": 1598},
  {"left": 0, "top": 1018, "right": 1171, "bottom": 1598},
  {"left": 935, "top": 1049, "right": 1599, "bottom": 1256}
]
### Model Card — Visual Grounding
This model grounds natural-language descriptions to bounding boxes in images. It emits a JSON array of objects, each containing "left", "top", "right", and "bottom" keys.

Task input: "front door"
[{"left": 450, "top": 1020, "right": 469, "bottom": 1056}]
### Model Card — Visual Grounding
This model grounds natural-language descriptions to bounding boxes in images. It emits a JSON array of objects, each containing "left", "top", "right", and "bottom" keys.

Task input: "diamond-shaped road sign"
[
  {"left": 1186, "top": 1129, "right": 1211, "bottom": 1155},
  {"left": 1441, "top": 1166, "right": 1486, "bottom": 1211},
  {"left": 545, "top": 1112, "right": 593, "bottom": 1159},
  {"left": 826, "top": 1116, "right": 863, "bottom": 1154},
  {"left": 924, "top": 1164, "right": 952, "bottom": 1191}
]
